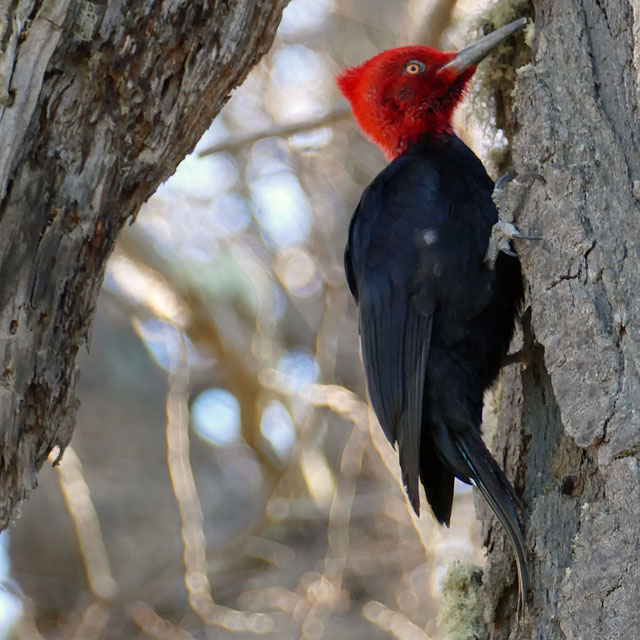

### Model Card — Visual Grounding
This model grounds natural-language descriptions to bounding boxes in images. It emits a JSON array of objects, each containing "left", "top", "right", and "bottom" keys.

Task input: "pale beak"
[{"left": 440, "top": 17, "right": 526, "bottom": 74}]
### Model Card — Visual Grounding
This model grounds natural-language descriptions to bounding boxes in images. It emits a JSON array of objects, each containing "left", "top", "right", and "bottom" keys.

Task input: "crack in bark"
[
  {"left": 0, "top": 0, "right": 20, "bottom": 52},
  {"left": 581, "top": 0, "right": 638, "bottom": 200}
]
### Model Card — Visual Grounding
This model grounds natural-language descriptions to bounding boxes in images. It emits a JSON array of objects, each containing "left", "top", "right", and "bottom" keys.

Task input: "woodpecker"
[{"left": 337, "top": 19, "right": 528, "bottom": 607}]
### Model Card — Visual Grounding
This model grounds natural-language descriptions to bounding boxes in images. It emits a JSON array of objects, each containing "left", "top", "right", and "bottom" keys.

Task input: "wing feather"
[{"left": 359, "top": 285, "right": 432, "bottom": 512}]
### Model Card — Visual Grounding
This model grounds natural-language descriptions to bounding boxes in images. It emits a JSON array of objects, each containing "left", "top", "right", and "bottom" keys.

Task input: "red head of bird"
[{"left": 336, "top": 18, "right": 527, "bottom": 160}]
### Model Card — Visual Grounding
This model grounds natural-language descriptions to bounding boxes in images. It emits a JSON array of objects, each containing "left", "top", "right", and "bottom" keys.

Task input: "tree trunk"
[
  {"left": 0, "top": 0, "right": 287, "bottom": 530},
  {"left": 483, "top": 1, "right": 640, "bottom": 637}
]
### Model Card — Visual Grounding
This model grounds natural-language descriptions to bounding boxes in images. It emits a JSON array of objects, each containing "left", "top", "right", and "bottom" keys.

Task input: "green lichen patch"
[{"left": 438, "top": 562, "right": 487, "bottom": 640}]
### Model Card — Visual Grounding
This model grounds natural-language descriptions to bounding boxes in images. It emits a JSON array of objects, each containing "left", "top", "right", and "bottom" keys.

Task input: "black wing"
[{"left": 345, "top": 153, "right": 452, "bottom": 510}]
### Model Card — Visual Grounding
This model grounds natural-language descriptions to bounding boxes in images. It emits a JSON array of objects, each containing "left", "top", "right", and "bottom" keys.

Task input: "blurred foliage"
[{"left": 5, "top": 0, "right": 512, "bottom": 638}]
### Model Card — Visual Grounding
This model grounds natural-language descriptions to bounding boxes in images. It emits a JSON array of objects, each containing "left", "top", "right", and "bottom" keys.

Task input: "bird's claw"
[
  {"left": 488, "top": 170, "right": 544, "bottom": 266},
  {"left": 487, "top": 220, "right": 540, "bottom": 265},
  {"left": 494, "top": 170, "right": 545, "bottom": 196},
  {"left": 493, "top": 170, "right": 517, "bottom": 195},
  {"left": 493, "top": 170, "right": 545, "bottom": 213},
  {"left": 491, "top": 220, "right": 521, "bottom": 257},
  {"left": 494, "top": 220, "right": 540, "bottom": 242}
]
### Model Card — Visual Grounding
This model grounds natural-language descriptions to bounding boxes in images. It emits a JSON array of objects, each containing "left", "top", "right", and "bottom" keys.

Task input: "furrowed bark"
[
  {"left": 0, "top": 0, "right": 288, "bottom": 530},
  {"left": 482, "top": 1, "right": 640, "bottom": 637}
]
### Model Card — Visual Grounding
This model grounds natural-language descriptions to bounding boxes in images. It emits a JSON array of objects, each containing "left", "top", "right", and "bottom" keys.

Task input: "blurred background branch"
[
  {"left": 50, "top": 446, "right": 117, "bottom": 604},
  {"left": 198, "top": 107, "right": 352, "bottom": 158}
]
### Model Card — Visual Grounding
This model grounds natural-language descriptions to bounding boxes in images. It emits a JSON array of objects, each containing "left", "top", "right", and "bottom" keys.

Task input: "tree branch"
[
  {"left": 198, "top": 107, "right": 352, "bottom": 157},
  {"left": 0, "top": 0, "right": 289, "bottom": 530}
]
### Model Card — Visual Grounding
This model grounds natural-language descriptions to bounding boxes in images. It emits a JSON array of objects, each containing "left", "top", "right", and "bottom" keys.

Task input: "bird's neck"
[
  {"left": 394, "top": 128, "right": 458, "bottom": 159},
  {"left": 386, "top": 113, "right": 457, "bottom": 160}
]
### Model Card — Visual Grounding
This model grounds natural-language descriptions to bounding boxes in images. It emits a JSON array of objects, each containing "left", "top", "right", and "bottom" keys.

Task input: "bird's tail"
[{"left": 454, "top": 428, "right": 528, "bottom": 612}]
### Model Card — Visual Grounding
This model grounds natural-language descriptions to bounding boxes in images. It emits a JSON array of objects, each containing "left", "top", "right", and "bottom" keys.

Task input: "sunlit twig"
[
  {"left": 300, "top": 423, "right": 367, "bottom": 636},
  {"left": 166, "top": 333, "right": 216, "bottom": 624},
  {"left": 303, "top": 384, "right": 434, "bottom": 560},
  {"left": 362, "top": 600, "right": 432, "bottom": 640},
  {"left": 50, "top": 446, "right": 117, "bottom": 602},
  {"left": 197, "top": 107, "right": 352, "bottom": 158},
  {"left": 129, "top": 600, "right": 197, "bottom": 639},
  {"left": 166, "top": 334, "right": 276, "bottom": 636},
  {"left": 70, "top": 601, "right": 110, "bottom": 640}
]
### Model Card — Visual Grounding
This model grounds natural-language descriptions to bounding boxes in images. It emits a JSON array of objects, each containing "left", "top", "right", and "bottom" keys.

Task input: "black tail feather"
[
  {"left": 455, "top": 429, "right": 528, "bottom": 611},
  {"left": 419, "top": 436, "right": 455, "bottom": 525}
]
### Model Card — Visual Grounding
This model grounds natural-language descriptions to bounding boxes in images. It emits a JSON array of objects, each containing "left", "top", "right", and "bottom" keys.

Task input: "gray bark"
[
  {"left": 481, "top": 1, "right": 640, "bottom": 638},
  {"left": 0, "top": 0, "right": 287, "bottom": 530}
]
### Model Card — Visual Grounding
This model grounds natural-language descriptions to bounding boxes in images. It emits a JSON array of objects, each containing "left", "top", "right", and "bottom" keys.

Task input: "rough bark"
[
  {"left": 0, "top": 0, "right": 288, "bottom": 530},
  {"left": 482, "top": 1, "right": 640, "bottom": 638}
]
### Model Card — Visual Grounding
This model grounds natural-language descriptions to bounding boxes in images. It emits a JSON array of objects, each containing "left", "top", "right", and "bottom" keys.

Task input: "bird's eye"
[{"left": 404, "top": 60, "right": 426, "bottom": 75}]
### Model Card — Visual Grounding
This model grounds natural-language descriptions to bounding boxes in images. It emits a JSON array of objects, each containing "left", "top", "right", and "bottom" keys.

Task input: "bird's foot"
[
  {"left": 486, "top": 220, "right": 540, "bottom": 265},
  {"left": 487, "top": 170, "right": 545, "bottom": 267},
  {"left": 493, "top": 170, "right": 545, "bottom": 213}
]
